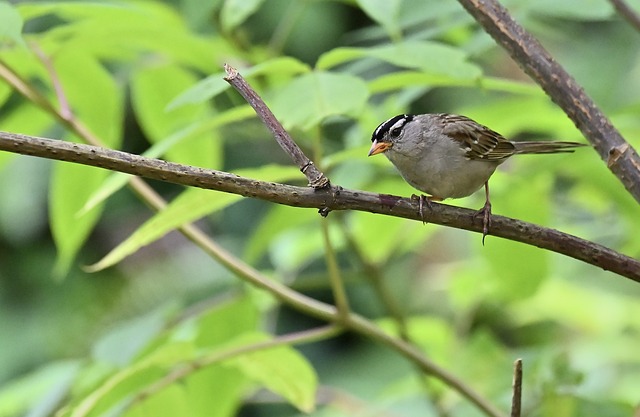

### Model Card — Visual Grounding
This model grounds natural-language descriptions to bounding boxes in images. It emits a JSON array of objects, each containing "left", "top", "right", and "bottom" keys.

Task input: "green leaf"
[
  {"left": 350, "top": 209, "right": 428, "bottom": 264},
  {"left": 0, "top": 101, "right": 53, "bottom": 169},
  {"left": 268, "top": 223, "right": 342, "bottom": 273},
  {"left": 317, "top": 41, "right": 482, "bottom": 80},
  {"left": 53, "top": 43, "right": 123, "bottom": 147},
  {"left": 378, "top": 316, "right": 455, "bottom": 365},
  {"left": 166, "top": 71, "right": 227, "bottom": 110},
  {"left": 64, "top": 347, "right": 244, "bottom": 417},
  {"left": 0, "top": 79, "right": 12, "bottom": 108},
  {"left": 0, "top": 2, "right": 25, "bottom": 47},
  {"left": 18, "top": 2, "right": 129, "bottom": 22},
  {"left": 86, "top": 187, "right": 240, "bottom": 273},
  {"left": 79, "top": 106, "right": 255, "bottom": 215},
  {"left": 355, "top": 0, "right": 402, "bottom": 40},
  {"left": 132, "top": 65, "right": 205, "bottom": 142},
  {"left": 315, "top": 47, "right": 365, "bottom": 70},
  {"left": 481, "top": 173, "right": 551, "bottom": 300},
  {"left": 183, "top": 366, "right": 246, "bottom": 417},
  {"left": 21, "top": 1, "right": 221, "bottom": 73},
  {"left": 369, "top": 71, "right": 542, "bottom": 94},
  {"left": 527, "top": 0, "right": 613, "bottom": 20},
  {"left": 48, "top": 47, "right": 122, "bottom": 278},
  {"left": 181, "top": 0, "right": 223, "bottom": 30},
  {"left": 131, "top": 64, "right": 220, "bottom": 168},
  {"left": 50, "top": 161, "right": 108, "bottom": 278},
  {"left": 66, "top": 361, "right": 172, "bottom": 417},
  {"left": 93, "top": 307, "right": 170, "bottom": 366},
  {"left": 0, "top": 103, "right": 53, "bottom": 137},
  {"left": 455, "top": 330, "right": 511, "bottom": 387},
  {"left": 245, "top": 205, "right": 318, "bottom": 263},
  {"left": 220, "top": 0, "right": 265, "bottom": 32},
  {"left": 87, "top": 165, "right": 301, "bottom": 271},
  {"left": 270, "top": 71, "right": 369, "bottom": 129},
  {"left": 67, "top": 298, "right": 259, "bottom": 417},
  {"left": 123, "top": 384, "right": 190, "bottom": 417},
  {"left": 222, "top": 333, "right": 318, "bottom": 413},
  {"left": 193, "top": 296, "right": 259, "bottom": 348},
  {"left": 69, "top": 332, "right": 213, "bottom": 417},
  {"left": 168, "top": 57, "right": 310, "bottom": 110},
  {"left": 0, "top": 360, "right": 80, "bottom": 417}
]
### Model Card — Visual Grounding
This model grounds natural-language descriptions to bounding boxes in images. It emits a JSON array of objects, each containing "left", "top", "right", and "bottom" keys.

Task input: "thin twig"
[
  {"left": 31, "top": 43, "right": 73, "bottom": 120},
  {"left": 223, "top": 64, "right": 330, "bottom": 189},
  {"left": 608, "top": 0, "right": 640, "bottom": 32},
  {"left": 1, "top": 131, "right": 639, "bottom": 284},
  {"left": 0, "top": 59, "right": 55, "bottom": 112},
  {"left": 337, "top": 217, "right": 448, "bottom": 414},
  {"left": 457, "top": 0, "right": 640, "bottom": 205},
  {"left": 321, "top": 219, "right": 351, "bottom": 318},
  {"left": 345, "top": 313, "right": 505, "bottom": 417},
  {"left": 127, "top": 325, "right": 343, "bottom": 412},
  {"left": 511, "top": 359, "right": 522, "bottom": 417},
  {"left": 338, "top": 217, "right": 411, "bottom": 341}
]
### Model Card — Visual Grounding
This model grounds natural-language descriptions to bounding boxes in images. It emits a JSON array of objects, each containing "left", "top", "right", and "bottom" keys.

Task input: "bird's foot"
[
  {"left": 473, "top": 200, "right": 492, "bottom": 245},
  {"left": 411, "top": 194, "right": 441, "bottom": 224}
]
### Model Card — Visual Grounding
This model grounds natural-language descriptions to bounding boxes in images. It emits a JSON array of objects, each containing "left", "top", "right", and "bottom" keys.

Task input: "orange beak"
[{"left": 368, "top": 140, "right": 392, "bottom": 156}]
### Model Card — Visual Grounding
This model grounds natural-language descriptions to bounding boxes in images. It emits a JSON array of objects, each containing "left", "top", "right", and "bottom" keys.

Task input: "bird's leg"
[
  {"left": 411, "top": 194, "right": 441, "bottom": 224},
  {"left": 411, "top": 194, "right": 430, "bottom": 224},
  {"left": 474, "top": 182, "right": 492, "bottom": 245}
]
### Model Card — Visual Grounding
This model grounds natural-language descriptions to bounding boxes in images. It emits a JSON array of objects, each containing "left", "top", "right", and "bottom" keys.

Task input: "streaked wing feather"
[{"left": 438, "top": 114, "right": 516, "bottom": 161}]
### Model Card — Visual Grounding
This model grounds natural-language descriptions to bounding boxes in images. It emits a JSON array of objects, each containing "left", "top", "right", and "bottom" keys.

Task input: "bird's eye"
[{"left": 390, "top": 128, "right": 402, "bottom": 138}]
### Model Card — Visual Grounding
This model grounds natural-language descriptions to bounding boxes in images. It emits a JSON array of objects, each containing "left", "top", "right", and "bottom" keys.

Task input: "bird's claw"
[
  {"left": 411, "top": 194, "right": 434, "bottom": 224},
  {"left": 474, "top": 201, "right": 492, "bottom": 245}
]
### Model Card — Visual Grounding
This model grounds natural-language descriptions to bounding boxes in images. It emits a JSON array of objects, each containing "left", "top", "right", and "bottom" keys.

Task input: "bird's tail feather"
[{"left": 513, "top": 141, "right": 587, "bottom": 155}]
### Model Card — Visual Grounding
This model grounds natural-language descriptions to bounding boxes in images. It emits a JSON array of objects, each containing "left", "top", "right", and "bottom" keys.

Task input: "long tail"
[{"left": 513, "top": 141, "right": 588, "bottom": 155}]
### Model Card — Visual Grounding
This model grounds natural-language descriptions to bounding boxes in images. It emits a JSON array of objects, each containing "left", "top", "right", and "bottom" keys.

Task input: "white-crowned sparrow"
[{"left": 368, "top": 113, "right": 586, "bottom": 242}]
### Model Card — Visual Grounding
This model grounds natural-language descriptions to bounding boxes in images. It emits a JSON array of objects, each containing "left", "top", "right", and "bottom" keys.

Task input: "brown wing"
[{"left": 437, "top": 114, "right": 516, "bottom": 161}]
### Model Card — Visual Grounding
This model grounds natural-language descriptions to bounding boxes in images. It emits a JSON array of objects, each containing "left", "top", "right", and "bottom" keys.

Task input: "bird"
[{"left": 368, "top": 113, "right": 586, "bottom": 243}]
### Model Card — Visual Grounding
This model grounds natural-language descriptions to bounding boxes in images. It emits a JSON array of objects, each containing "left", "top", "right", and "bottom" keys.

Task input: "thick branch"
[
  {"left": 457, "top": 0, "right": 640, "bottom": 205},
  {"left": 1, "top": 131, "right": 639, "bottom": 283}
]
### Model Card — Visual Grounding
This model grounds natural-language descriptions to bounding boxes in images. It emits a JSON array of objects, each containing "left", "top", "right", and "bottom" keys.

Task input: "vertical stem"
[
  {"left": 321, "top": 218, "right": 350, "bottom": 318},
  {"left": 511, "top": 359, "right": 523, "bottom": 417}
]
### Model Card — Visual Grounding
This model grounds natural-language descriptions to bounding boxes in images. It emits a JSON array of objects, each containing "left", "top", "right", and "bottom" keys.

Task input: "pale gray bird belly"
[{"left": 386, "top": 150, "right": 498, "bottom": 199}]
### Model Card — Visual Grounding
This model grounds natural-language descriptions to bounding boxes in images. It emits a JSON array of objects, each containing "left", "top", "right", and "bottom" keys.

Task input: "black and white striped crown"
[{"left": 371, "top": 114, "right": 414, "bottom": 142}]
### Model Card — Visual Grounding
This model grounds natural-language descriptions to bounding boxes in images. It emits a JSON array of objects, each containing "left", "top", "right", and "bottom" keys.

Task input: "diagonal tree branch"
[
  {"left": 608, "top": 0, "right": 640, "bottom": 32},
  {"left": 224, "top": 64, "right": 329, "bottom": 189},
  {"left": 1, "top": 130, "right": 638, "bottom": 283},
  {"left": 457, "top": 0, "right": 640, "bottom": 205}
]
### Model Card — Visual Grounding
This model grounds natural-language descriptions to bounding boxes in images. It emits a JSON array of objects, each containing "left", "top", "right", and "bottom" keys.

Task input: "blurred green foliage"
[{"left": 0, "top": 0, "right": 639, "bottom": 416}]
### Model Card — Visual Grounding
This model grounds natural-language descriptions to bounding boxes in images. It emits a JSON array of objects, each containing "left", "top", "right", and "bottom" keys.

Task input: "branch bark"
[
  {"left": 1, "top": 130, "right": 639, "bottom": 284},
  {"left": 223, "top": 64, "right": 329, "bottom": 189},
  {"left": 511, "top": 359, "right": 522, "bottom": 417},
  {"left": 457, "top": 0, "right": 640, "bottom": 205}
]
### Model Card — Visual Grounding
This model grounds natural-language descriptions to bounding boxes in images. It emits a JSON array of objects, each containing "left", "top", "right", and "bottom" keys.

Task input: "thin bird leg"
[
  {"left": 474, "top": 182, "right": 492, "bottom": 245},
  {"left": 411, "top": 194, "right": 437, "bottom": 224}
]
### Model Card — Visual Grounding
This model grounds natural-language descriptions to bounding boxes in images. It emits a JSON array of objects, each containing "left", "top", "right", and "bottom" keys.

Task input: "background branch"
[
  {"left": 457, "top": 0, "right": 640, "bottom": 204},
  {"left": 1, "top": 130, "right": 638, "bottom": 283},
  {"left": 608, "top": 0, "right": 640, "bottom": 32}
]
